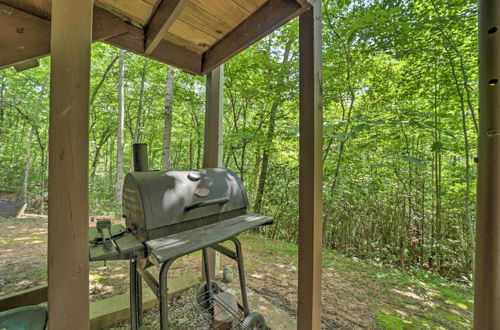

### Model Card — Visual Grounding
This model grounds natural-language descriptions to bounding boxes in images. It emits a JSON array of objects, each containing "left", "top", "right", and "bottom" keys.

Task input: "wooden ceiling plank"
[
  {"left": 190, "top": 0, "right": 249, "bottom": 27},
  {"left": 0, "top": 4, "right": 133, "bottom": 70},
  {"left": 202, "top": 0, "right": 309, "bottom": 74},
  {"left": 168, "top": 19, "right": 217, "bottom": 51},
  {"left": 95, "top": 0, "right": 154, "bottom": 27},
  {"left": 145, "top": 0, "right": 190, "bottom": 55},
  {"left": 143, "top": 0, "right": 159, "bottom": 6},
  {"left": 178, "top": 3, "right": 233, "bottom": 39},
  {"left": 232, "top": 0, "right": 268, "bottom": 13}
]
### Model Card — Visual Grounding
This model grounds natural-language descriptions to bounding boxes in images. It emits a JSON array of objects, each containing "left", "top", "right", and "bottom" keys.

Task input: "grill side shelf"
[
  {"left": 146, "top": 214, "right": 273, "bottom": 264},
  {"left": 89, "top": 224, "right": 146, "bottom": 261}
]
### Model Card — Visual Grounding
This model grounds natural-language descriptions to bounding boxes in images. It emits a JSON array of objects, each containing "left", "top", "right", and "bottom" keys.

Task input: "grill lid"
[{"left": 123, "top": 168, "right": 249, "bottom": 241}]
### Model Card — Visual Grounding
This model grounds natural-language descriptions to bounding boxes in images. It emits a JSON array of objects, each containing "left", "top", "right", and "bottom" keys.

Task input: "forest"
[{"left": 0, "top": 0, "right": 478, "bottom": 281}]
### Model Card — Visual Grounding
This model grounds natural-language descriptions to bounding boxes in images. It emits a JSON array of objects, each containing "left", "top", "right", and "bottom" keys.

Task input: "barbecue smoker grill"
[{"left": 89, "top": 145, "right": 273, "bottom": 330}]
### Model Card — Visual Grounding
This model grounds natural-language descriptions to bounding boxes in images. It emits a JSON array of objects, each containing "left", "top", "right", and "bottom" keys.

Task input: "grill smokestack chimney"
[{"left": 133, "top": 143, "right": 149, "bottom": 172}]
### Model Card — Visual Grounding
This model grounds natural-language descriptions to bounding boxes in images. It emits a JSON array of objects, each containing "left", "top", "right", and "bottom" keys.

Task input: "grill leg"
[
  {"left": 231, "top": 237, "right": 250, "bottom": 315},
  {"left": 201, "top": 248, "right": 214, "bottom": 313},
  {"left": 137, "top": 268, "right": 143, "bottom": 325},
  {"left": 202, "top": 248, "right": 212, "bottom": 287},
  {"left": 159, "top": 258, "right": 176, "bottom": 330},
  {"left": 130, "top": 258, "right": 139, "bottom": 330}
]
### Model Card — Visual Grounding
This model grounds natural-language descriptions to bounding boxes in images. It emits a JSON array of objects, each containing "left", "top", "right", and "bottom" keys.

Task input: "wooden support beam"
[
  {"left": 201, "top": 0, "right": 308, "bottom": 74},
  {"left": 48, "top": 0, "right": 92, "bottom": 328},
  {"left": 297, "top": 1, "right": 323, "bottom": 329},
  {"left": 0, "top": 285, "right": 47, "bottom": 312},
  {"left": 144, "top": 0, "right": 189, "bottom": 55},
  {"left": 0, "top": 4, "right": 130, "bottom": 70},
  {"left": 105, "top": 29, "right": 202, "bottom": 75},
  {"left": 203, "top": 65, "right": 224, "bottom": 279},
  {"left": 475, "top": 0, "right": 500, "bottom": 328},
  {"left": 14, "top": 59, "right": 39, "bottom": 72},
  {"left": 0, "top": 3, "right": 50, "bottom": 70},
  {"left": 203, "top": 66, "right": 224, "bottom": 168}
]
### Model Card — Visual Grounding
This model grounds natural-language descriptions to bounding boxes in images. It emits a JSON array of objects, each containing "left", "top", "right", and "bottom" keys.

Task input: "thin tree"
[
  {"left": 254, "top": 42, "right": 291, "bottom": 213},
  {"left": 162, "top": 67, "right": 175, "bottom": 171},
  {"left": 22, "top": 128, "right": 33, "bottom": 202},
  {"left": 115, "top": 49, "right": 126, "bottom": 204},
  {"left": 134, "top": 59, "right": 149, "bottom": 143}
]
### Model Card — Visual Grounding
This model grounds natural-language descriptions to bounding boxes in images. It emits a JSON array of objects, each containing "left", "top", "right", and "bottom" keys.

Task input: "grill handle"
[{"left": 185, "top": 197, "right": 230, "bottom": 211}]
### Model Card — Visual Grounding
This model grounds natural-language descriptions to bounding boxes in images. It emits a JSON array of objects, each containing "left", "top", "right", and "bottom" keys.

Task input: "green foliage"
[{"left": 0, "top": 0, "right": 478, "bottom": 279}]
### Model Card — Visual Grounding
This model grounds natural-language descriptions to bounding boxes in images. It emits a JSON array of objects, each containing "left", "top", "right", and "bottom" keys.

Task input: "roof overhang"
[{"left": 0, "top": 0, "right": 311, "bottom": 74}]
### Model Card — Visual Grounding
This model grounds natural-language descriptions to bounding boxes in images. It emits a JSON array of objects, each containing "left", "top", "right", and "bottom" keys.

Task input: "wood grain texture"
[
  {"left": 191, "top": 0, "right": 249, "bottom": 26},
  {"left": 204, "top": 66, "right": 224, "bottom": 168},
  {"left": 144, "top": 0, "right": 189, "bottom": 54},
  {"left": 95, "top": 0, "right": 156, "bottom": 27},
  {"left": 178, "top": 2, "right": 233, "bottom": 39},
  {"left": 162, "top": 0, "right": 266, "bottom": 54},
  {"left": 168, "top": 18, "right": 217, "bottom": 52},
  {"left": 203, "top": 66, "right": 224, "bottom": 279},
  {"left": 297, "top": 1, "right": 323, "bottom": 329},
  {"left": 0, "top": 0, "right": 52, "bottom": 19},
  {"left": 0, "top": 4, "right": 130, "bottom": 70},
  {"left": 48, "top": 0, "right": 92, "bottom": 328},
  {"left": 0, "top": 285, "right": 47, "bottom": 312},
  {"left": 233, "top": 0, "right": 267, "bottom": 12},
  {"left": 0, "top": 3, "right": 50, "bottom": 69},
  {"left": 201, "top": 0, "right": 308, "bottom": 74}
]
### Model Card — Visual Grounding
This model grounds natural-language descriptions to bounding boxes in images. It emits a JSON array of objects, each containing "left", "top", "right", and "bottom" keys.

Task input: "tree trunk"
[
  {"left": 116, "top": 49, "right": 126, "bottom": 204},
  {"left": 23, "top": 128, "right": 33, "bottom": 202},
  {"left": 448, "top": 55, "right": 475, "bottom": 272},
  {"left": 254, "top": 43, "right": 291, "bottom": 213},
  {"left": 91, "top": 126, "right": 113, "bottom": 179},
  {"left": 39, "top": 148, "right": 46, "bottom": 214},
  {"left": 90, "top": 55, "right": 119, "bottom": 107},
  {"left": 0, "top": 76, "right": 4, "bottom": 133},
  {"left": 162, "top": 67, "right": 175, "bottom": 171},
  {"left": 134, "top": 59, "right": 148, "bottom": 143}
]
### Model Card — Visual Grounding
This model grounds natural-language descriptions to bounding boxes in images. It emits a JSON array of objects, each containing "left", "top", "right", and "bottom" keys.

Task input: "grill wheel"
[{"left": 241, "top": 311, "right": 266, "bottom": 330}]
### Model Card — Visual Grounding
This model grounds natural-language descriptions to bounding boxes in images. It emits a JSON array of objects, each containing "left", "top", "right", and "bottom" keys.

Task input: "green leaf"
[
  {"left": 353, "top": 123, "right": 371, "bottom": 132},
  {"left": 329, "top": 133, "right": 350, "bottom": 142},
  {"left": 403, "top": 156, "right": 427, "bottom": 169},
  {"left": 431, "top": 141, "right": 444, "bottom": 152}
]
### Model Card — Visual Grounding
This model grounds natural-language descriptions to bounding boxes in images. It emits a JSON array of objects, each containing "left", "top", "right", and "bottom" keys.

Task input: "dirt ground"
[{"left": 1, "top": 215, "right": 473, "bottom": 329}]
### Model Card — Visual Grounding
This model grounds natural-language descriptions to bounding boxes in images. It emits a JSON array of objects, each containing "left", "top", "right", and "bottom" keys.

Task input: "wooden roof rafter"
[{"left": 144, "top": 0, "right": 189, "bottom": 55}]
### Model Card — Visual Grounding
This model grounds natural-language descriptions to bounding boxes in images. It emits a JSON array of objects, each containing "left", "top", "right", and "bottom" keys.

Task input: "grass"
[{"left": 238, "top": 233, "right": 473, "bottom": 329}]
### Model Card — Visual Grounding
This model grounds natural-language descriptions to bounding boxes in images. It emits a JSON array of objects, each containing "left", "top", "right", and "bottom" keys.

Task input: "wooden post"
[
  {"left": 204, "top": 66, "right": 224, "bottom": 167},
  {"left": 203, "top": 65, "right": 224, "bottom": 279},
  {"left": 475, "top": 0, "right": 500, "bottom": 327},
  {"left": 48, "top": 0, "right": 92, "bottom": 328},
  {"left": 298, "top": 1, "right": 323, "bottom": 329}
]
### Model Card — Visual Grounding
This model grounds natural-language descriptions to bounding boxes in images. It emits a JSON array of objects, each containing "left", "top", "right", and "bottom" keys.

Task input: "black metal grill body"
[{"left": 89, "top": 167, "right": 273, "bottom": 330}]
